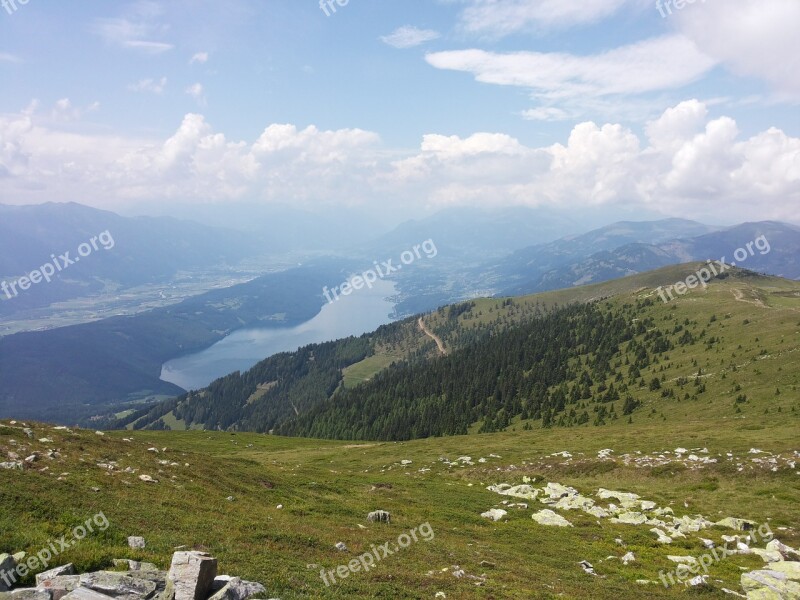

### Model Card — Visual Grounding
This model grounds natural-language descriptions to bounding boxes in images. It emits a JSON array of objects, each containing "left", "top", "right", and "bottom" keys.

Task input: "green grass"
[{"left": 342, "top": 353, "right": 401, "bottom": 388}]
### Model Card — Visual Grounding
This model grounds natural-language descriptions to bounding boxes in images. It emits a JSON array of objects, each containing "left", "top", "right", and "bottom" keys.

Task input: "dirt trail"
[
  {"left": 732, "top": 288, "right": 768, "bottom": 309},
  {"left": 418, "top": 317, "right": 447, "bottom": 356}
]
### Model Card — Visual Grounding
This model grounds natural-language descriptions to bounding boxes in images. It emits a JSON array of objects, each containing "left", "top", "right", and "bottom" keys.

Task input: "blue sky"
[{"left": 1, "top": 0, "right": 798, "bottom": 224}]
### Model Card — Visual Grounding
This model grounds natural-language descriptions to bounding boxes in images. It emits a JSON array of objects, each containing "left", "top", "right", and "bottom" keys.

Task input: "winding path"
[{"left": 418, "top": 317, "right": 447, "bottom": 356}]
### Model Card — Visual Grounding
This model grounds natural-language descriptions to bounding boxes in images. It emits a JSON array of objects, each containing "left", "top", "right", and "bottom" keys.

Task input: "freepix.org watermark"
[
  {"left": 320, "top": 522, "right": 434, "bottom": 587},
  {"left": 655, "top": 235, "right": 770, "bottom": 303},
  {"left": 323, "top": 239, "right": 438, "bottom": 304},
  {"left": 319, "top": 0, "right": 348, "bottom": 17},
  {"left": 659, "top": 523, "right": 773, "bottom": 588},
  {"left": 0, "top": 511, "right": 110, "bottom": 588},
  {"left": 1, "top": 230, "right": 115, "bottom": 300},
  {"left": 656, "top": 0, "right": 707, "bottom": 19},
  {"left": 2, "top": 0, "right": 30, "bottom": 16}
]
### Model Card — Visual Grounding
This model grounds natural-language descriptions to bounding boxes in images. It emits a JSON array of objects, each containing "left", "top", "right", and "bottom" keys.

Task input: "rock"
[
  {"left": 686, "top": 575, "right": 708, "bottom": 587},
  {"left": 127, "top": 538, "right": 146, "bottom": 550},
  {"left": 597, "top": 488, "right": 640, "bottom": 505},
  {"left": 367, "top": 510, "right": 391, "bottom": 524},
  {"left": 611, "top": 512, "right": 648, "bottom": 526},
  {"left": 79, "top": 572, "right": 158, "bottom": 600},
  {"left": 578, "top": 561, "right": 596, "bottom": 576},
  {"left": 138, "top": 475, "right": 158, "bottom": 484},
  {"left": 586, "top": 506, "right": 609, "bottom": 518},
  {"left": 769, "top": 561, "right": 800, "bottom": 580},
  {"left": 622, "top": 552, "right": 635, "bottom": 565},
  {"left": 767, "top": 540, "right": 800, "bottom": 561},
  {"left": 480, "top": 509, "right": 507, "bottom": 522},
  {"left": 207, "top": 578, "right": 266, "bottom": 600},
  {"left": 61, "top": 589, "right": 115, "bottom": 600},
  {"left": 750, "top": 548, "right": 783, "bottom": 563},
  {"left": 667, "top": 556, "right": 698, "bottom": 565},
  {"left": 543, "top": 483, "right": 575, "bottom": 500},
  {"left": 554, "top": 495, "right": 594, "bottom": 511},
  {"left": 479, "top": 561, "right": 495, "bottom": 569},
  {"left": 531, "top": 509, "right": 573, "bottom": 527},
  {"left": 36, "top": 566, "right": 76, "bottom": 586},
  {"left": 650, "top": 527, "right": 672, "bottom": 544},
  {"left": 0, "top": 462, "right": 22, "bottom": 470},
  {"left": 12, "top": 555, "right": 25, "bottom": 565},
  {"left": 0, "top": 554, "right": 16, "bottom": 592},
  {"left": 167, "top": 552, "right": 217, "bottom": 600},
  {"left": 435, "top": 593, "right": 446, "bottom": 599},
  {"left": 487, "top": 484, "right": 538, "bottom": 500},
  {"left": 716, "top": 517, "right": 757, "bottom": 531},
  {"left": 36, "top": 576, "right": 81, "bottom": 600},
  {"left": 334, "top": 542, "right": 347, "bottom": 552},
  {"left": 741, "top": 569, "right": 800, "bottom": 599},
  {"left": 0, "top": 590, "right": 51, "bottom": 600}
]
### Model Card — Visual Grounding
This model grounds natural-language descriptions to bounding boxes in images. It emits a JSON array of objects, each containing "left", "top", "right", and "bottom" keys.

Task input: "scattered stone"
[
  {"left": 367, "top": 510, "right": 391, "bottom": 524},
  {"left": 61, "top": 589, "right": 114, "bottom": 600},
  {"left": 127, "top": 537, "right": 146, "bottom": 550},
  {"left": 531, "top": 509, "right": 573, "bottom": 527},
  {"left": 79, "top": 572, "right": 157, "bottom": 600},
  {"left": 0, "top": 462, "right": 22, "bottom": 470},
  {"left": 138, "top": 475, "right": 158, "bottom": 484},
  {"left": 334, "top": 542, "right": 347, "bottom": 552},
  {"left": 480, "top": 509, "right": 507, "bottom": 522},
  {"left": 766, "top": 539, "right": 800, "bottom": 560},
  {"left": 741, "top": 569, "right": 800, "bottom": 599},
  {"left": 167, "top": 552, "right": 217, "bottom": 600},
  {"left": 621, "top": 552, "right": 635, "bottom": 565},
  {"left": 207, "top": 577, "right": 266, "bottom": 600},
  {"left": 716, "top": 517, "right": 757, "bottom": 531},
  {"left": 578, "top": 561, "right": 596, "bottom": 576},
  {"left": 611, "top": 512, "right": 647, "bottom": 526},
  {"left": 1, "top": 590, "right": 51, "bottom": 600},
  {"left": 479, "top": 561, "right": 495, "bottom": 569},
  {"left": 1, "top": 554, "right": 17, "bottom": 592},
  {"left": 686, "top": 575, "right": 708, "bottom": 587},
  {"left": 36, "top": 565, "right": 76, "bottom": 586},
  {"left": 110, "top": 561, "right": 158, "bottom": 573},
  {"left": 35, "top": 575, "right": 80, "bottom": 600},
  {"left": 667, "top": 556, "right": 698, "bottom": 565}
]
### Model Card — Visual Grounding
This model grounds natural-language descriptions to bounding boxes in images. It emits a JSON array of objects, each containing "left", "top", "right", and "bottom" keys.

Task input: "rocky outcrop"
[{"left": 0, "top": 553, "right": 264, "bottom": 600}]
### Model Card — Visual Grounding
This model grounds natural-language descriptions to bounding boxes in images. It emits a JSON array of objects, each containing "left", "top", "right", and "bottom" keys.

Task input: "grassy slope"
[{"left": 2, "top": 266, "right": 799, "bottom": 599}]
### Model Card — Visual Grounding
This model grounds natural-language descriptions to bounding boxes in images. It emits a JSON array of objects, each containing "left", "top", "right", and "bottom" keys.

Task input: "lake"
[{"left": 160, "top": 278, "right": 397, "bottom": 391}]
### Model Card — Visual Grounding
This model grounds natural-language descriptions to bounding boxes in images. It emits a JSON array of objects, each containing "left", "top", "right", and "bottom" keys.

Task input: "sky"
[{"left": 0, "top": 0, "right": 798, "bottom": 226}]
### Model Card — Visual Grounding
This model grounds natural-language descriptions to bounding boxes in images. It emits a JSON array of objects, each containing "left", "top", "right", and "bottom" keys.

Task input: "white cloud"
[
  {"left": 91, "top": 9, "right": 173, "bottom": 54},
  {"left": 190, "top": 52, "right": 209, "bottom": 65},
  {"left": 0, "top": 53, "right": 22, "bottom": 63},
  {"left": 672, "top": 0, "right": 800, "bottom": 99},
  {"left": 426, "top": 35, "right": 717, "bottom": 101},
  {"left": 458, "top": 0, "right": 640, "bottom": 36},
  {"left": 128, "top": 77, "right": 167, "bottom": 94},
  {"left": 380, "top": 26, "right": 441, "bottom": 49},
  {"left": 185, "top": 83, "right": 206, "bottom": 106},
  {"left": 0, "top": 101, "right": 797, "bottom": 223},
  {"left": 522, "top": 107, "right": 570, "bottom": 121}
]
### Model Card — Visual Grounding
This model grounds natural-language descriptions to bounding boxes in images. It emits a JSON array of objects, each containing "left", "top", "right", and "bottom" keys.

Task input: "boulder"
[
  {"left": 0, "top": 590, "right": 52, "bottom": 600},
  {"left": 207, "top": 578, "right": 266, "bottom": 600},
  {"left": 36, "top": 577, "right": 81, "bottom": 600},
  {"left": 1, "top": 554, "right": 16, "bottom": 592},
  {"left": 611, "top": 512, "right": 648, "bottom": 525},
  {"left": 769, "top": 561, "right": 800, "bottom": 580},
  {"left": 36, "top": 566, "right": 76, "bottom": 586},
  {"left": 79, "top": 572, "right": 157, "bottom": 600},
  {"left": 741, "top": 569, "right": 800, "bottom": 599},
  {"left": 766, "top": 540, "right": 800, "bottom": 561},
  {"left": 531, "top": 509, "right": 573, "bottom": 527},
  {"left": 126, "top": 539, "right": 146, "bottom": 551},
  {"left": 61, "top": 590, "right": 115, "bottom": 600},
  {"left": 166, "top": 552, "right": 217, "bottom": 600},
  {"left": 480, "top": 509, "right": 507, "bottom": 522},
  {"left": 367, "top": 511, "right": 391, "bottom": 524},
  {"left": 716, "top": 517, "right": 757, "bottom": 531}
]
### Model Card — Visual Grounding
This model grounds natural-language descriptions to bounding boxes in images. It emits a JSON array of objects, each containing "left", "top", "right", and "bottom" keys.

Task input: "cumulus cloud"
[
  {"left": 672, "top": 0, "right": 800, "bottom": 99},
  {"left": 0, "top": 101, "right": 797, "bottom": 223},
  {"left": 380, "top": 26, "right": 441, "bottom": 49},
  {"left": 190, "top": 52, "right": 209, "bottom": 65}
]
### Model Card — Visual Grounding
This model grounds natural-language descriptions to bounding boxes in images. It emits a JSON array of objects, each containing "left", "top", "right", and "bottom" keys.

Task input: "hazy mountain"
[
  {"left": 499, "top": 221, "right": 800, "bottom": 296},
  {"left": 0, "top": 202, "right": 270, "bottom": 318}
]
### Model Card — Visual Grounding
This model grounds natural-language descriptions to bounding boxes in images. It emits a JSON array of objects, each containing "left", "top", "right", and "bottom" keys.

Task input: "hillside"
[{"left": 122, "top": 264, "right": 800, "bottom": 442}]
